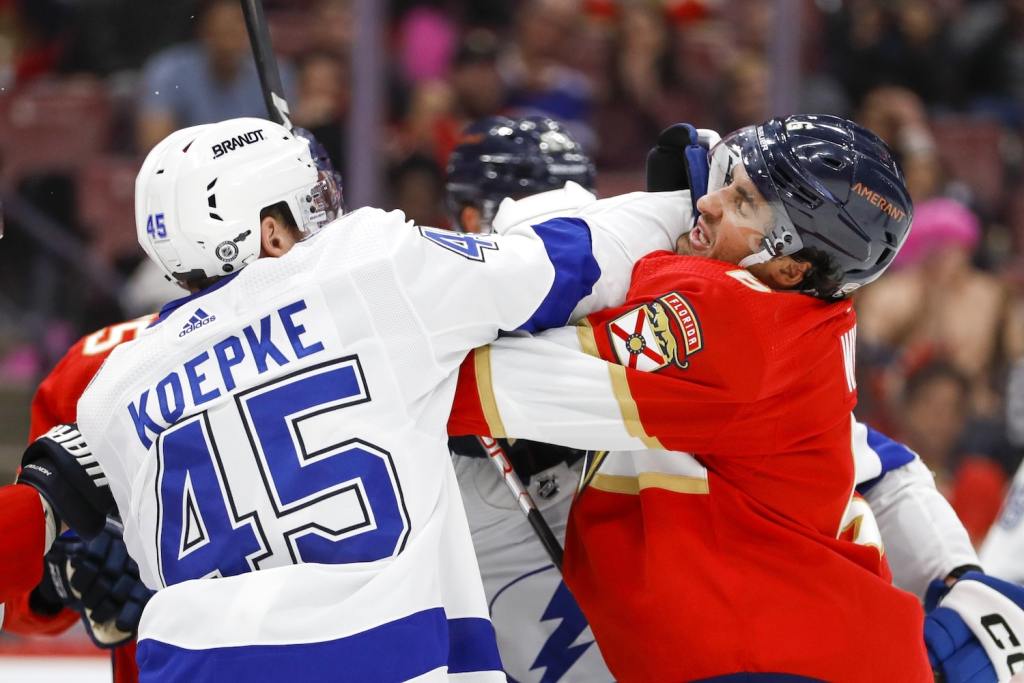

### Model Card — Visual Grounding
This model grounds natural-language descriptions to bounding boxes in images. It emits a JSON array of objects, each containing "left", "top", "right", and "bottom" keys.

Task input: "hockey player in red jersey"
[
  {"left": 450, "top": 115, "right": 934, "bottom": 681},
  {"left": 3, "top": 316, "right": 153, "bottom": 683}
]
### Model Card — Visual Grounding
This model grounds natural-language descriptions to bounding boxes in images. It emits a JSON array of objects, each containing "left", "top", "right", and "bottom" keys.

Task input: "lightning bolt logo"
[{"left": 530, "top": 581, "right": 594, "bottom": 682}]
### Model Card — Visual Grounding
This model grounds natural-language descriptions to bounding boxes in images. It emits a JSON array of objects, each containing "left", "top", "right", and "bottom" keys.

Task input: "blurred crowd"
[{"left": 0, "top": 0, "right": 1023, "bottom": 545}]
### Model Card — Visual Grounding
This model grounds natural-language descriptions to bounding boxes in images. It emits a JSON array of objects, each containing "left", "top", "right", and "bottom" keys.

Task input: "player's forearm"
[
  {"left": 448, "top": 331, "right": 732, "bottom": 453},
  {"left": 862, "top": 457, "right": 978, "bottom": 600},
  {"left": 448, "top": 336, "right": 652, "bottom": 450}
]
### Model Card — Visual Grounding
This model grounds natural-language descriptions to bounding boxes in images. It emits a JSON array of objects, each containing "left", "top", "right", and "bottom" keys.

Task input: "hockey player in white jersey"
[
  {"left": 73, "top": 117, "right": 692, "bottom": 682},
  {"left": 446, "top": 116, "right": 613, "bottom": 682}
]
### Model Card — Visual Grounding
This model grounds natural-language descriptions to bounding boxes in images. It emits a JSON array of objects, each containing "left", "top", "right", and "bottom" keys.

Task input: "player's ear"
[
  {"left": 260, "top": 215, "right": 292, "bottom": 258},
  {"left": 773, "top": 258, "right": 812, "bottom": 288},
  {"left": 460, "top": 206, "right": 482, "bottom": 234},
  {"left": 748, "top": 257, "right": 812, "bottom": 290}
]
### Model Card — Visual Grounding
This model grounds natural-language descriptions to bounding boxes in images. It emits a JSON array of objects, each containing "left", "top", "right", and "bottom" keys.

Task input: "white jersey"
[
  {"left": 453, "top": 182, "right": 615, "bottom": 682},
  {"left": 980, "top": 461, "right": 1024, "bottom": 582},
  {"left": 454, "top": 455, "right": 613, "bottom": 682},
  {"left": 851, "top": 421, "right": 979, "bottom": 599},
  {"left": 76, "top": 195, "right": 689, "bottom": 681}
]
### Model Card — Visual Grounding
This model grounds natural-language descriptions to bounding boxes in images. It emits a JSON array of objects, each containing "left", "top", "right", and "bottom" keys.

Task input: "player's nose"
[{"left": 695, "top": 190, "right": 720, "bottom": 221}]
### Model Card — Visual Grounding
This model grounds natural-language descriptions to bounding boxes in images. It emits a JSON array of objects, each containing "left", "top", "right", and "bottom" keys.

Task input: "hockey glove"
[
  {"left": 645, "top": 123, "right": 720, "bottom": 217},
  {"left": 925, "top": 570, "right": 1024, "bottom": 682},
  {"left": 37, "top": 519, "right": 153, "bottom": 649},
  {"left": 17, "top": 424, "right": 115, "bottom": 539}
]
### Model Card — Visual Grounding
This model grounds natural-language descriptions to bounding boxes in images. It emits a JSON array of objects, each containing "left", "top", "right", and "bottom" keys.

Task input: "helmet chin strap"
[{"left": 738, "top": 249, "right": 774, "bottom": 268}]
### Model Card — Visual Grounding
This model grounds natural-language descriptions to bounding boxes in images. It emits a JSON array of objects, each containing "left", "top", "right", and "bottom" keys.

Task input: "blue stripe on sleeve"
[
  {"left": 447, "top": 616, "right": 502, "bottom": 674},
  {"left": 857, "top": 426, "right": 918, "bottom": 493},
  {"left": 137, "top": 608, "right": 502, "bottom": 682},
  {"left": 517, "top": 217, "right": 601, "bottom": 333}
]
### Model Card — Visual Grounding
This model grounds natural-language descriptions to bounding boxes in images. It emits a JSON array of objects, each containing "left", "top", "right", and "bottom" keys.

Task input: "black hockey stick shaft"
[
  {"left": 477, "top": 436, "right": 564, "bottom": 572},
  {"left": 239, "top": 0, "right": 292, "bottom": 130}
]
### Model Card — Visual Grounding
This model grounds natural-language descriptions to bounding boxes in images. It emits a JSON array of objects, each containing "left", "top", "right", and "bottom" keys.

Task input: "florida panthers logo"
[{"left": 606, "top": 292, "right": 703, "bottom": 372}]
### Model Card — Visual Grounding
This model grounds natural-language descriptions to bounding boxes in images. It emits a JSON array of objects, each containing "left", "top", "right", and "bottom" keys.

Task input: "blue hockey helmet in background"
[{"left": 445, "top": 115, "right": 596, "bottom": 233}]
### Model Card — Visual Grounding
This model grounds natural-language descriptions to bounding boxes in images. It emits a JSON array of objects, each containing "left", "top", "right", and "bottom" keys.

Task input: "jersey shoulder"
[
  {"left": 491, "top": 181, "right": 596, "bottom": 233},
  {"left": 30, "top": 316, "right": 155, "bottom": 439}
]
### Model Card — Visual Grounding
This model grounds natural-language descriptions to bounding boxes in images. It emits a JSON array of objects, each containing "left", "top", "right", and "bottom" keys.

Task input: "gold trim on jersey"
[
  {"left": 591, "top": 471, "right": 709, "bottom": 495},
  {"left": 576, "top": 320, "right": 600, "bottom": 358},
  {"left": 474, "top": 346, "right": 507, "bottom": 437},
  {"left": 608, "top": 365, "right": 663, "bottom": 449},
  {"left": 578, "top": 450, "right": 609, "bottom": 493}
]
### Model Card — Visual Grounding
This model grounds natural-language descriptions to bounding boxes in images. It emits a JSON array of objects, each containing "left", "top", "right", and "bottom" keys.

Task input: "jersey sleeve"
[
  {"left": 367, "top": 192, "right": 689, "bottom": 357},
  {"left": 980, "top": 461, "right": 1024, "bottom": 583},
  {"left": 448, "top": 272, "right": 766, "bottom": 454},
  {"left": 853, "top": 423, "right": 979, "bottom": 599},
  {"left": 0, "top": 484, "right": 45, "bottom": 605}
]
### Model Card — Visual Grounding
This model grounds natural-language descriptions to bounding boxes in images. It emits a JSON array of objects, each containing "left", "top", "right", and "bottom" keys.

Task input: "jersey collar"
[{"left": 149, "top": 272, "right": 240, "bottom": 328}]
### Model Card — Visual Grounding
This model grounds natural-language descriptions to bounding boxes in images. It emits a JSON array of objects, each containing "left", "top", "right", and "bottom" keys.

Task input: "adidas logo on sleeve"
[{"left": 179, "top": 308, "right": 217, "bottom": 337}]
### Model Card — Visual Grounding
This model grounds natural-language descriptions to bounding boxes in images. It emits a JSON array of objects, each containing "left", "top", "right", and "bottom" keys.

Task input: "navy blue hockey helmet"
[
  {"left": 445, "top": 115, "right": 596, "bottom": 233},
  {"left": 709, "top": 114, "right": 913, "bottom": 299}
]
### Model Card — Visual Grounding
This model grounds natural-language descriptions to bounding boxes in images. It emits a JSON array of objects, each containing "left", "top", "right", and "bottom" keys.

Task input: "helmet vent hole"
[
  {"left": 821, "top": 155, "right": 844, "bottom": 169},
  {"left": 885, "top": 231, "right": 897, "bottom": 245},
  {"left": 208, "top": 194, "right": 217, "bottom": 209},
  {"left": 207, "top": 178, "right": 218, "bottom": 190},
  {"left": 209, "top": 212, "right": 223, "bottom": 221},
  {"left": 875, "top": 247, "right": 893, "bottom": 266},
  {"left": 156, "top": 169, "right": 165, "bottom": 175},
  {"left": 771, "top": 166, "right": 819, "bottom": 208}
]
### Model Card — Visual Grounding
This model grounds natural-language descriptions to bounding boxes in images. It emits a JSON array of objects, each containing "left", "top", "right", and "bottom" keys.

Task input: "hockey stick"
[
  {"left": 476, "top": 436, "right": 565, "bottom": 572},
  {"left": 239, "top": 0, "right": 292, "bottom": 130}
]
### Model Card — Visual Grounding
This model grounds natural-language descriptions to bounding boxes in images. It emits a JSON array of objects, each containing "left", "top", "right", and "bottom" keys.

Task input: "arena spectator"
[
  {"left": 135, "top": 0, "right": 296, "bottom": 152},
  {"left": 392, "top": 29, "right": 506, "bottom": 171},
  {"left": 857, "top": 197, "right": 1023, "bottom": 418},
  {"left": 894, "top": 359, "right": 1007, "bottom": 544},
  {"left": 500, "top": 0, "right": 595, "bottom": 150},
  {"left": 857, "top": 86, "right": 942, "bottom": 202},
  {"left": 387, "top": 152, "right": 447, "bottom": 228},
  {"left": 594, "top": 2, "right": 700, "bottom": 170},
  {"left": 293, "top": 50, "right": 349, "bottom": 171}
]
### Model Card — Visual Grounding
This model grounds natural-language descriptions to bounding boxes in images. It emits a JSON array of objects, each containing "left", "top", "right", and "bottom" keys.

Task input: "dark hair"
[
  {"left": 260, "top": 201, "right": 302, "bottom": 239},
  {"left": 904, "top": 360, "right": 970, "bottom": 405},
  {"left": 791, "top": 246, "right": 844, "bottom": 299}
]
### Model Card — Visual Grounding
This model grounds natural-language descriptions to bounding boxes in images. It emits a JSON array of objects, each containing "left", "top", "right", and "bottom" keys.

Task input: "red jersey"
[
  {"left": 450, "top": 254, "right": 930, "bottom": 681},
  {"left": 0, "top": 484, "right": 47, "bottom": 604},
  {"left": 4, "top": 316, "right": 152, "bottom": 681}
]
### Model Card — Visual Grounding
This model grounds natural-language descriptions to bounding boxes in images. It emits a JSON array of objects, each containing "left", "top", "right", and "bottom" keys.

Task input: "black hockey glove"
[
  {"left": 36, "top": 519, "right": 153, "bottom": 649},
  {"left": 645, "top": 123, "right": 718, "bottom": 218},
  {"left": 17, "top": 424, "right": 115, "bottom": 539}
]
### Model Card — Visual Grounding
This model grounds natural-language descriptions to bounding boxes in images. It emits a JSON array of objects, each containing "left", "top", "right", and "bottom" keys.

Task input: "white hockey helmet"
[{"left": 135, "top": 117, "right": 342, "bottom": 286}]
